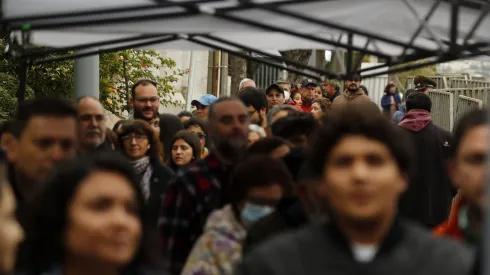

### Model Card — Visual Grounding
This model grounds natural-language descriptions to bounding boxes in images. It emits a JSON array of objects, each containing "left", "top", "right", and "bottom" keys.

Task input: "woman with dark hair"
[
  {"left": 117, "top": 120, "right": 174, "bottom": 225},
  {"left": 105, "top": 128, "right": 119, "bottom": 150},
  {"left": 113, "top": 119, "right": 127, "bottom": 134},
  {"left": 168, "top": 130, "right": 201, "bottom": 172},
  {"left": 381, "top": 83, "right": 401, "bottom": 118},
  {"left": 310, "top": 98, "right": 332, "bottom": 120},
  {"left": 0, "top": 149, "right": 24, "bottom": 274},
  {"left": 158, "top": 114, "right": 184, "bottom": 163},
  {"left": 20, "top": 152, "right": 165, "bottom": 275},
  {"left": 183, "top": 118, "right": 209, "bottom": 159}
]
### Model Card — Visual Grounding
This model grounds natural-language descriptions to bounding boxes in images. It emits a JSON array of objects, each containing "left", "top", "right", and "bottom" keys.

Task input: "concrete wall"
[{"left": 158, "top": 51, "right": 210, "bottom": 114}]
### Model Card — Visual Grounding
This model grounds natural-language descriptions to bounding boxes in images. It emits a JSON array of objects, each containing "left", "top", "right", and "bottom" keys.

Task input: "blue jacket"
[
  {"left": 392, "top": 103, "right": 407, "bottom": 124},
  {"left": 381, "top": 93, "right": 402, "bottom": 112}
]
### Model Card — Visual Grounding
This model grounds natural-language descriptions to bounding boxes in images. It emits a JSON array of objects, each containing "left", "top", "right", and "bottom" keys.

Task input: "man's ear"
[
  {"left": 129, "top": 97, "right": 134, "bottom": 109},
  {"left": 3, "top": 133, "right": 18, "bottom": 163},
  {"left": 447, "top": 159, "right": 459, "bottom": 188}
]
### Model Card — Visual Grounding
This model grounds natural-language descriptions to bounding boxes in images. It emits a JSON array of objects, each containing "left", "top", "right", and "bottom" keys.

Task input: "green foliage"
[
  {"left": 0, "top": 39, "right": 185, "bottom": 120},
  {"left": 99, "top": 50, "right": 186, "bottom": 116}
]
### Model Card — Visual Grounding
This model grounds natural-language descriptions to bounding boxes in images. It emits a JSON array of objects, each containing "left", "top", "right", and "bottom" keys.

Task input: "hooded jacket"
[
  {"left": 181, "top": 205, "right": 246, "bottom": 275},
  {"left": 398, "top": 109, "right": 455, "bottom": 228},
  {"left": 332, "top": 89, "right": 372, "bottom": 110}
]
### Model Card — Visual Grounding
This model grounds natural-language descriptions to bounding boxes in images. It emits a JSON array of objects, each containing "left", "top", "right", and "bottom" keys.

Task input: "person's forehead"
[
  {"left": 331, "top": 135, "right": 392, "bottom": 156},
  {"left": 187, "top": 125, "right": 204, "bottom": 132},
  {"left": 78, "top": 98, "right": 104, "bottom": 114},
  {"left": 458, "top": 125, "right": 489, "bottom": 154},
  {"left": 23, "top": 116, "right": 77, "bottom": 137},
  {"left": 215, "top": 100, "right": 247, "bottom": 116},
  {"left": 135, "top": 84, "right": 157, "bottom": 97}
]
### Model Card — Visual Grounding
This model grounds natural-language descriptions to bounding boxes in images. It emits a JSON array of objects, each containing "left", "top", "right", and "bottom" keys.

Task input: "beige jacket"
[{"left": 332, "top": 89, "right": 372, "bottom": 110}]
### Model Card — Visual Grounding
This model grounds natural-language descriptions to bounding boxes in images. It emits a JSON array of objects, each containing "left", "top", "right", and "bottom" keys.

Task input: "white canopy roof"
[{"left": 3, "top": 0, "right": 489, "bottom": 77}]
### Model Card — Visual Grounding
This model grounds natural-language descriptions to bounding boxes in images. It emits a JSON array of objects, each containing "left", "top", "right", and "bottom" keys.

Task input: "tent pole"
[
  {"left": 31, "top": 35, "right": 179, "bottom": 65},
  {"left": 199, "top": 35, "right": 339, "bottom": 79},
  {"left": 449, "top": 0, "right": 460, "bottom": 54},
  {"left": 346, "top": 34, "right": 353, "bottom": 76},
  {"left": 16, "top": 58, "right": 28, "bottom": 103},
  {"left": 75, "top": 50, "right": 99, "bottom": 99},
  {"left": 187, "top": 37, "right": 321, "bottom": 81},
  {"left": 22, "top": 34, "right": 165, "bottom": 58}
]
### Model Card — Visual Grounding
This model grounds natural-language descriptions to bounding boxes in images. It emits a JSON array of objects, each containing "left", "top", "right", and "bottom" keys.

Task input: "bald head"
[{"left": 76, "top": 97, "right": 106, "bottom": 152}]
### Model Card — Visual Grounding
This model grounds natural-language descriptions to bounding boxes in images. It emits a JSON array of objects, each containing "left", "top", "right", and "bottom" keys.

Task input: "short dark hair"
[
  {"left": 131, "top": 79, "right": 157, "bottom": 99},
  {"left": 247, "top": 137, "right": 290, "bottom": 157},
  {"left": 403, "top": 89, "right": 415, "bottom": 103},
  {"left": 229, "top": 155, "right": 293, "bottom": 205},
  {"left": 238, "top": 87, "right": 268, "bottom": 112},
  {"left": 10, "top": 98, "right": 77, "bottom": 138},
  {"left": 208, "top": 97, "right": 240, "bottom": 121},
  {"left": 20, "top": 152, "right": 161, "bottom": 273},
  {"left": 271, "top": 112, "right": 317, "bottom": 142},
  {"left": 309, "top": 104, "right": 414, "bottom": 178},
  {"left": 158, "top": 114, "right": 184, "bottom": 163},
  {"left": 177, "top": 111, "right": 193, "bottom": 119},
  {"left": 406, "top": 92, "right": 432, "bottom": 112},
  {"left": 451, "top": 108, "right": 488, "bottom": 157},
  {"left": 183, "top": 117, "right": 207, "bottom": 134}
]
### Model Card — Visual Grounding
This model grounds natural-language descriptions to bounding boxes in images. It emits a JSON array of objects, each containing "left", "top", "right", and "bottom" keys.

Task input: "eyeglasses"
[
  {"left": 135, "top": 97, "right": 159, "bottom": 104},
  {"left": 121, "top": 134, "right": 148, "bottom": 142},
  {"left": 79, "top": 114, "right": 104, "bottom": 122},
  {"left": 195, "top": 133, "right": 206, "bottom": 139}
]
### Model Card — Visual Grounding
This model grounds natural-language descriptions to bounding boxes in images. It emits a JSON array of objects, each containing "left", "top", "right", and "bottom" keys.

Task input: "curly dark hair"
[
  {"left": 312, "top": 98, "right": 332, "bottom": 113},
  {"left": 117, "top": 119, "right": 163, "bottom": 162}
]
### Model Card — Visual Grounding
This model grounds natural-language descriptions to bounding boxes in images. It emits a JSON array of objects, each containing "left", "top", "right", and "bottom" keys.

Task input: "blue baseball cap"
[
  {"left": 301, "top": 78, "right": 318, "bottom": 87},
  {"left": 191, "top": 94, "right": 218, "bottom": 106}
]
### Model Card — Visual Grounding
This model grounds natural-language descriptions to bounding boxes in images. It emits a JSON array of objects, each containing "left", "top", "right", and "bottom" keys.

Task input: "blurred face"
[
  {"left": 270, "top": 144, "right": 290, "bottom": 159},
  {"left": 389, "top": 86, "right": 396, "bottom": 94},
  {"left": 325, "top": 84, "right": 336, "bottom": 95},
  {"left": 318, "top": 135, "right": 406, "bottom": 223},
  {"left": 132, "top": 84, "right": 159, "bottom": 121},
  {"left": 240, "top": 183, "right": 284, "bottom": 227},
  {"left": 311, "top": 102, "right": 323, "bottom": 120},
  {"left": 179, "top": 116, "right": 191, "bottom": 124},
  {"left": 271, "top": 110, "right": 289, "bottom": 125},
  {"left": 267, "top": 90, "right": 285, "bottom": 109},
  {"left": 0, "top": 176, "right": 24, "bottom": 274},
  {"left": 314, "top": 87, "right": 323, "bottom": 99},
  {"left": 195, "top": 104, "right": 209, "bottom": 120},
  {"left": 300, "top": 85, "right": 316, "bottom": 102},
  {"left": 451, "top": 125, "right": 490, "bottom": 209},
  {"left": 7, "top": 116, "right": 77, "bottom": 188},
  {"left": 210, "top": 100, "right": 249, "bottom": 152},
  {"left": 121, "top": 133, "right": 150, "bottom": 160},
  {"left": 77, "top": 98, "right": 106, "bottom": 151},
  {"left": 148, "top": 117, "right": 160, "bottom": 138},
  {"left": 65, "top": 171, "right": 141, "bottom": 267},
  {"left": 248, "top": 131, "right": 261, "bottom": 146},
  {"left": 292, "top": 93, "right": 302, "bottom": 106},
  {"left": 345, "top": 80, "right": 360, "bottom": 92},
  {"left": 279, "top": 83, "right": 290, "bottom": 93},
  {"left": 246, "top": 106, "right": 263, "bottom": 126},
  {"left": 171, "top": 139, "right": 194, "bottom": 166},
  {"left": 186, "top": 125, "right": 206, "bottom": 152}
]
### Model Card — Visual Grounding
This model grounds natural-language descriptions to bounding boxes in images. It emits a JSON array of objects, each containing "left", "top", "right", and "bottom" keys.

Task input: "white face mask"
[{"left": 240, "top": 202, "right": 275, "bottom": 228}]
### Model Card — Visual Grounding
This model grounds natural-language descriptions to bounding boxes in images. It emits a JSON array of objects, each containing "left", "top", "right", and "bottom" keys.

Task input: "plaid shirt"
[{"left": 158, "top": 154, "right": 233, "bottom": 275}]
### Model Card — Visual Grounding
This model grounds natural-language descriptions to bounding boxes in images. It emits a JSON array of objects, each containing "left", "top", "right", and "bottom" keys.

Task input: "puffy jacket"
[{"left": 181, "top": 205, "right": 246, "bottom": 275}]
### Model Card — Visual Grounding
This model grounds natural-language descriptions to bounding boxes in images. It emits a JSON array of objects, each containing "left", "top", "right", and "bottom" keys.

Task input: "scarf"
[{"left": 131, "top": 156, "right": 153, "bottom": 200}]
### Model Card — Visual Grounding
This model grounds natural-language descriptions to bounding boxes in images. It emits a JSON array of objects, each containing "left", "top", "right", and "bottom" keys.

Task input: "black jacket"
[
  {"left": 235, "top": 219, "right": 474, "bottom": 275},
  {"left": 398, "top": 110, "right": 454, "bottom": 228},
  {"left": 146, "top": 157, "right": 175, "bottom": 227}
]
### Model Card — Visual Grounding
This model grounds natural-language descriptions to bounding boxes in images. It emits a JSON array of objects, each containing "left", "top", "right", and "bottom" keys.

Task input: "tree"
[
  {"left": 0, "top": 39, "right": 186, "bottom": 120},
  {"left": 280, "top": 50, "right": 312, "bottom": 83}
]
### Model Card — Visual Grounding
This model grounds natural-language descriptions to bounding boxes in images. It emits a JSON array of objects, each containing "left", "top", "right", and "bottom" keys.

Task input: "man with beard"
[
  {"left": 332, "top": 74, "right": 371, "bottom": 110},
  {"left": 159, "top": 97, "right": 250, "bottom": 275},
  {"left": 239, "top": 87, "right": 268, "bottom": 129},
  {"left": 76, "top": 96, "right": 111, "bottom": 154},
  {"left": 130, "top": 79, "right": 160, "bottom": 121}
]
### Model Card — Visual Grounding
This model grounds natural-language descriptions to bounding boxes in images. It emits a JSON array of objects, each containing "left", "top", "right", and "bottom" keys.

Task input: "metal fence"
[
  {"left": 362, "top": 76, "right": 388, "bottom": 110},
  {"left": 454, "top": 95, "right": 483, "bottom": 124},
  {"left": 253, "top": 64, "right": 284, "bottom": 90},
  {"left": 428, "top": 90, "right": 454, "bottom": 131}
]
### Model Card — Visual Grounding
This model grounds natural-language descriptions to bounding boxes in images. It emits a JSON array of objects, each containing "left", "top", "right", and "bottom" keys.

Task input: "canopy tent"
[{"left": 1, "top": 0, "right": 489, "bottom": 91}]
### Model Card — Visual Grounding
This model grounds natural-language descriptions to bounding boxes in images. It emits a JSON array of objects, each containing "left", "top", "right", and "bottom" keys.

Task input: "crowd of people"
[{"left": 0, "top": 74, "right": 487, "bottom": 275}]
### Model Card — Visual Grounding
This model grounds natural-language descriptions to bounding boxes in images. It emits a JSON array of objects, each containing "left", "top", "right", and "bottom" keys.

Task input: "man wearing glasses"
[{"left": 130, "top": 79, "right": 161, "bottom": 122}]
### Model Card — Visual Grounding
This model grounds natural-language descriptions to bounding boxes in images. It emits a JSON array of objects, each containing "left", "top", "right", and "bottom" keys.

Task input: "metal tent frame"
[{"left": 0, "top": 0, "right": 489, "bottom": 102}]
